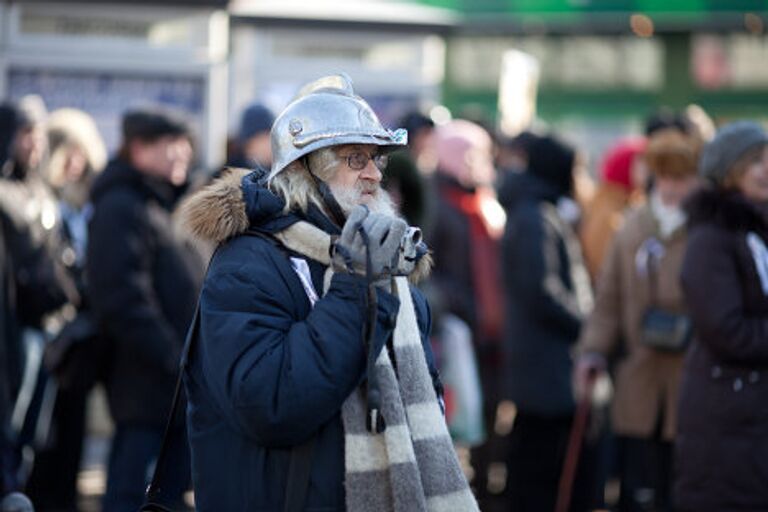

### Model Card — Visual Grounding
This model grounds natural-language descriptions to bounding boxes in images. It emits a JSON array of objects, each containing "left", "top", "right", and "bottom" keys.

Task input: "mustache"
[{"left": 357, "top": 181, "right": 379, "bottom": 194}]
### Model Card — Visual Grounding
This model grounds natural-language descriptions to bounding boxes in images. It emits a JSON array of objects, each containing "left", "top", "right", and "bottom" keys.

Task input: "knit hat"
[
  {"left": 238, "top": 103, "right": 274, "bottom": 143},
  {"left": 600, "top": 137, "right": 646, "bottom": 191},
  {"left": 526, "top": 134, "right": 576, "bottom": 197},
  {"left": 122, "top": 107, "right": 190, "bottom": 143},
  {"left": 700, "top": 121, "right": 768, "bottom": 185},
  {"left": 644, "top": 128, "right": 701, "bottom": 178}
]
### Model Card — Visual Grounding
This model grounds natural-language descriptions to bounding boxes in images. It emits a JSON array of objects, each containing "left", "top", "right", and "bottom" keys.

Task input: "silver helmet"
[{"left": 269, "top": 74, "right": 407, "bottom": 179}]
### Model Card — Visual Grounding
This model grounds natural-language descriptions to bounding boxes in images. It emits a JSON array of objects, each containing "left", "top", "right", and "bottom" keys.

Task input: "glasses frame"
[{"left": 337, "top": 150, "right": 389, "bottom": 171}]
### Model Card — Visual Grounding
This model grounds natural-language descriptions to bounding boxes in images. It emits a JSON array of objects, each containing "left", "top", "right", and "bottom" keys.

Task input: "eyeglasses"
[{"left": 337, "top": 151, "right": 389, "bottom": 171}]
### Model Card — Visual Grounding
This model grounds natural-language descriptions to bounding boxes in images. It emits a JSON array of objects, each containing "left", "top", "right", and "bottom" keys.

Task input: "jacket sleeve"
[
  {"left": 577, "top": 231, "right": 624, "bottom": 355},
  {"left": 87, "top": 193, "right": 181, "bottom": 374},
  {"left": 681, "top": 226, "right": 768, "bottom": 364},
  {"left": 505, "top": 204, "right": 583, "bottom": 341},
  {"left": 199, "top": 247, "right": 401, "bottom": 447}
]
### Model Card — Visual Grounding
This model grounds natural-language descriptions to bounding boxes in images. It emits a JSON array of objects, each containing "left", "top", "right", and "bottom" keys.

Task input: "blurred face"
[
  {"left": 244, "top": 132, "right": 272, "bottom": 167},
  {"left": 62, "top": 146, "right": 88, "bottom": 183},
  {"left": 654, "top": 174, "right": 698, "bottom": 207},
  {"left": 326, "top": 144, "right": 393, "bottom": 215},
  {"left": 14, "top": 124, "right": 46, "bottom": 170},
  {"left": 733, "top": 146, "right": 768, "bottom": 204},
  {"left": 130, "top": 135, "right": 193, "bottom": 185}
]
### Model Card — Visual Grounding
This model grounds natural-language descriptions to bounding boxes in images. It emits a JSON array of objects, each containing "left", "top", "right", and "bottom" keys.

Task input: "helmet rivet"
[{"left": 288, "top": 119, "right": 303, "bottom": 136}]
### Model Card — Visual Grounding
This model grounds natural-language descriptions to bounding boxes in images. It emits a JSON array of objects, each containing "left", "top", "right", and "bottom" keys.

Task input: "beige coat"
[{"left": 578, "top": 204, "right": 686, "bottom": 441}]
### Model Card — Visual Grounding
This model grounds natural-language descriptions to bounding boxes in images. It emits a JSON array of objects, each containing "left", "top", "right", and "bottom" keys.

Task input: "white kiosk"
[{"left": 0, "top": 0, "right": 229, "bottom": 167}]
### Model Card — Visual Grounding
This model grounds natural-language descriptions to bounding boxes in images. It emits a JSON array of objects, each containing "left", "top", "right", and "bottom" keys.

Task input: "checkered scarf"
[{"left": 275, "top": 222, "right": 477, "bottom": 512}]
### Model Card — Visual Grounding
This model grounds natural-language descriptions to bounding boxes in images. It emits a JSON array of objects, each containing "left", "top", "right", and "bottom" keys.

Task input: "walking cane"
[{"left": 555, "top": 368, "right": 597, "bottom": 512}]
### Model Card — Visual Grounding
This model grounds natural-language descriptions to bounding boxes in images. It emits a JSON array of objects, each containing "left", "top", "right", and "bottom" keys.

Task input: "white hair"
[
  {"left": 268, "top": 145, "right": 396, "bottom": 217},
  {"left": 268, "top": 147, "right": 340, "bottom": 214}
]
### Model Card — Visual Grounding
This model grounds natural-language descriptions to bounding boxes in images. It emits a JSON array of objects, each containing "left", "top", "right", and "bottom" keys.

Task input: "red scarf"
[{"left": 443, "top": 186, "right": 504, "bottom": 346}]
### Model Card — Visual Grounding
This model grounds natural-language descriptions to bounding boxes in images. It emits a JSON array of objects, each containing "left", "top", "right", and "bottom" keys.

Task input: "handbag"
[
  {"left": 640, "top": 308, "right": 692, "bottom": 352},
  {"left": 639, "top": 240, "right": 692, "bottom": 352}
]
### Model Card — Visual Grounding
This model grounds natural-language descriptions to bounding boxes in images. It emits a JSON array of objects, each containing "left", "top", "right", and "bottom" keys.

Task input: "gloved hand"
[{"left": 332, "top": 206, "right": 408, "bottom": 281}]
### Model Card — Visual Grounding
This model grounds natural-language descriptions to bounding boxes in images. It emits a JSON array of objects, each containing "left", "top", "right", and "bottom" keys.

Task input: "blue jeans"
[{"left": 103, "top": 424, "right": 190, "bottom": 512}]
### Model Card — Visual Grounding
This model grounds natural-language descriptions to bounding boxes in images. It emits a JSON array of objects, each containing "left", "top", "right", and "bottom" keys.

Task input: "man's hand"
[{"left": 332, "top": 206, "right": 408, "bottom": 280}]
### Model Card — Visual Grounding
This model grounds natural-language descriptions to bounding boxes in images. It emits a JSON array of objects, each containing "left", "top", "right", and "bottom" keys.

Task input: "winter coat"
[
  {"left": 0, "top": 163, "right": 76, "bottom": 327},
  {"left": 579, "top": 182, "right": 638, "bottom": 281},
  {"left": 86, "top": 159, "right": 204, "bottom": 426},
  {"left": 578, "top": 204, "right": 686, "bottom": 440},
  {"left": 178, "top": 169, "right": 439, "bottom": 512},
  {"left": 499, "top": 173, "right": 592, "bottom": 416},
  {"left": 675, "top": 188, "right": 768, "bottom": 512}
]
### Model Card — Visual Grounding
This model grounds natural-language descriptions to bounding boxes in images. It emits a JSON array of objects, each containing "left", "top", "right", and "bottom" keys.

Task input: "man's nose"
[{"left": 360, "top": 159, "right": 382, "bottom": 182}]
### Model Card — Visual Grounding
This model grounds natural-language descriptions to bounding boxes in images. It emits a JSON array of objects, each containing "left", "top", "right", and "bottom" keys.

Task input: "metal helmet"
[{"left": 269, "top": 74, "right": 407, "bottom": 179}]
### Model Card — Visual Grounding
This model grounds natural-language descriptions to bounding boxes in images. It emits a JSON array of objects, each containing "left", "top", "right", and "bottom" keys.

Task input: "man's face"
[
  {"left": 326, "top": 144, "right": 394, "bottom": 215},
  {"left": 130, "top": 135, "right": 193, "bottom": 185},
  {"left": 14, "top": 124, "right": 46, "bottom": 170}
]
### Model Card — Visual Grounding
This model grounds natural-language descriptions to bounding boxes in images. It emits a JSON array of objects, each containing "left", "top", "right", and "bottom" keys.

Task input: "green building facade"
[{"left": 418, "top": 0, "right": 768, "bottom": 141}]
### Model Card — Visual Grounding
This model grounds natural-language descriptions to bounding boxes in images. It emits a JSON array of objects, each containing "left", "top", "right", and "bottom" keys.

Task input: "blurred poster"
[
  {"left": 8, "top": 68, "right": 205, "bottom": 153},
  {"left": 498, "top": 49, "right": 539, "bottom": 137}
]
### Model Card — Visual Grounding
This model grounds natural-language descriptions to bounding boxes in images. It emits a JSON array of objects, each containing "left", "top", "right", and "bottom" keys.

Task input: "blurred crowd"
[{"left": 0, "top": 88, "right": 767, "bottom": 512}]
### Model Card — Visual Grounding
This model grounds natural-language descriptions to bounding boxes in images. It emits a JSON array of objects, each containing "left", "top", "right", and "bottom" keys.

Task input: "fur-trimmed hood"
[
  {"left": 176, "top": 167, "right": 432, "bottom": 282},
  {"left": 685, "top": 186, "right": 768, "bottom": 236},
  {"left": 176, "top": 167, "right": 293, "bottom": 244}
]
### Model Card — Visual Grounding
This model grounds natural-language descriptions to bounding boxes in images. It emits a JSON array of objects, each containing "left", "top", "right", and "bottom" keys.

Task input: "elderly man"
[{"left": 178, "top": 75, "right": 475, "bottom": 511}]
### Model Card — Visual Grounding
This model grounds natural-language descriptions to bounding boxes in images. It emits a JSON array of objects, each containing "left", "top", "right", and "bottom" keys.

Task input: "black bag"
[
  {"left": 640, "top": 307, "right": 692, "bottom": 352},
  {"left": 639, "top": 239, "right": 691, "bottom": 353},
  {"left": 42, "top": 312, "right": 108, "bottom": 393}
]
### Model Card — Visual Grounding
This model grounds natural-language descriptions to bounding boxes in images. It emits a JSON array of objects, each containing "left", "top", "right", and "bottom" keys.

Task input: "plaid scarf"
[{"left": 275, "top": 222, "right": 477, "bottom": 512}]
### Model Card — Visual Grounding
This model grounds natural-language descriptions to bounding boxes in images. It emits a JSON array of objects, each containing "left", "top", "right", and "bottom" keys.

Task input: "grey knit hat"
[{"left": 700, "top": 121, "right": 768, "bottom": 184}]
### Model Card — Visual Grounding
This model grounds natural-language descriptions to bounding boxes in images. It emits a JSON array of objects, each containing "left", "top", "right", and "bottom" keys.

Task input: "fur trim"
[
  {"left": 175, "top": 168, "right": 250, "bottom": 243},
  {"left": 685, "top": 186, "right": 768, "bottom": 234}
]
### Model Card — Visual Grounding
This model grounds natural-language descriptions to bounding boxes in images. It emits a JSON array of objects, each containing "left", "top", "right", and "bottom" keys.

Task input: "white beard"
[{"left": 331, "top": 182, "right": 397, "bottom": 217}]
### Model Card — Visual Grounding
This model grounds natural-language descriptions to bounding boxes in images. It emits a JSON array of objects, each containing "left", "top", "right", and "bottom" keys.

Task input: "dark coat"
[
  {"left": 425, "top": 174, "right": 477, "bottom": 332},
  {"left": 87, "top": 159, "right": 204, "bottom": 426},
  {"left": 181, "top": 170, "right": 438, "bottom": 512},
  {"left": 675, "top": 188, "right": 768, "bottom": 512},
  {"left": 499, "top": 173, "right": 592, "bottom": 416}
]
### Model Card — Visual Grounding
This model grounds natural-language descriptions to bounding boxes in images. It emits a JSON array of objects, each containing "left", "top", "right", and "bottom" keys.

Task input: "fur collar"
[
  {"left": 175, "top": 168, "right": 251, "bottom": 244},
  {"left": 685, "top": 186, "right": 768, "bottom": 235},
  {"left": 176, "top": 168, "right": 432, "bottom": 282}
]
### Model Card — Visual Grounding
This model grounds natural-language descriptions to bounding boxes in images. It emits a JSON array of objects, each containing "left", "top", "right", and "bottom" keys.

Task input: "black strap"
[
  {"left": 142, "top": 297, "right": 201, "bottom": 509},
  {"left": 283, "top": 437, "right": 317, "bottom": 512}
]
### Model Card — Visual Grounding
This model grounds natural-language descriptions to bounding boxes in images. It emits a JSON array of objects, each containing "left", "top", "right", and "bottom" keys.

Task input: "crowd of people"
[{"left": 0, "top": 73, "right": 766, "bottom": 512}]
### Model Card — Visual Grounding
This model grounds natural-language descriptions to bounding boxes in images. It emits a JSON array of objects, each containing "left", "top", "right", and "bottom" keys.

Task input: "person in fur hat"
[
  {"left": 177, "top": 74, "right": 477, "bottom": 512},
  {"left": 575, "top": 128, "right": 701, "bottom": 512},
  {"left": 674, "top": 121, "right": 768, "bottom": 512}
]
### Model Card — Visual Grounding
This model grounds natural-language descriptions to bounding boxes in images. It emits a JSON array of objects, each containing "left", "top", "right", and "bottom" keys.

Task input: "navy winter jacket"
[{"left": 183, "top": 171, "right": 437, "bottom": 511}]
